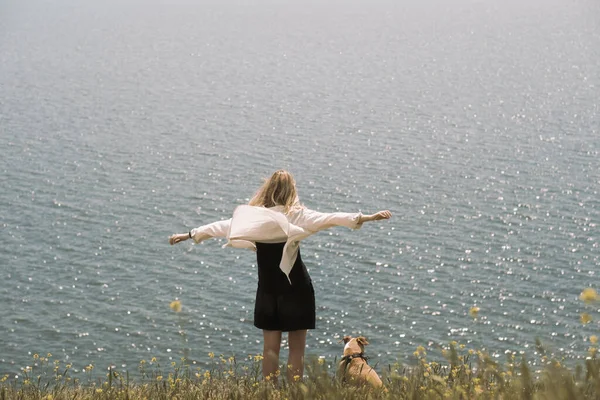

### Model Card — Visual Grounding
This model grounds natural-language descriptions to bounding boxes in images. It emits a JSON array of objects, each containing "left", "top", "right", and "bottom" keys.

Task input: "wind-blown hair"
[{"left": 249, "top": 170, "right": 301, "bottom": 214}]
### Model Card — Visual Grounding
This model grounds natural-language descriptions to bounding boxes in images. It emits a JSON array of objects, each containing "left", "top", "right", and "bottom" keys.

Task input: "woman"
[{"left": 169, "top": 170, "right": 391, "bottom": 382}]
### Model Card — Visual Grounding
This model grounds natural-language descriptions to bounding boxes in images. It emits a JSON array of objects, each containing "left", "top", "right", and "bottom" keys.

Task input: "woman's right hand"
[
  {"left": 371, "top": 210, "right": 392, "bottom": 221},
  {"left": 359, "top": 210, "right": 392, "bottom": 224}
]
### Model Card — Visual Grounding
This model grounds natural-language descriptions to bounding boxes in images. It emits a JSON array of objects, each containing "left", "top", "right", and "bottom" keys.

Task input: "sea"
[{"left": 1, "top": 0, "right": 599, "bottom": 378}]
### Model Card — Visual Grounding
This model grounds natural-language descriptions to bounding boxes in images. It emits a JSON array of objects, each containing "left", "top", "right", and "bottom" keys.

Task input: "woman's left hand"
[{"left": 169, "top": 233, "right": 189, "bottom": 245}]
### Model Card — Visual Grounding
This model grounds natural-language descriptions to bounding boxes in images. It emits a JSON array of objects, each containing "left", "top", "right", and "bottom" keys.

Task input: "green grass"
[{"left": 1, "top": 342, "right": 598, "bottom": 400}]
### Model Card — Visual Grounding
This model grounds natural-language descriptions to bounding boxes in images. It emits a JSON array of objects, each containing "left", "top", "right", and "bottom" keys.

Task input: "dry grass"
[
  {"left": 3, "top": 288, "right": 597, "bottom": 399},
  {"left": 1, "top": 341, "right": 598, "bottom": 400}
]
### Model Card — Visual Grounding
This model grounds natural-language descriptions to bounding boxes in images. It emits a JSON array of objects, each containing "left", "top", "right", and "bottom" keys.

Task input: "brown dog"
[{"left": 337, "top": 336, "right": 383, "bottom": 388}]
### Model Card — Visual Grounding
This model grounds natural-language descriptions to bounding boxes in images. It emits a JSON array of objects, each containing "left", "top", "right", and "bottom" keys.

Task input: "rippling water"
[{"left": 1, "top": 0, "right": 599, "bottom": 377}]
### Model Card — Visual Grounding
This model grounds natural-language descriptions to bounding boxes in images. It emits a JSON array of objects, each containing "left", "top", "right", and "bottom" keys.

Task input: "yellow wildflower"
[
  {"left": 293, "top": 375, "right": 301, "bottom": 381},
  {"left": 151, "top": 357, "right": 157, "bottom": 363},
  {"left": 591, "top": 335, "right": 598, "bottom": 345},
  {"left": 318, "top": 358, "right": 325, "bottom": 365},
  {"left": 208, "top": 352, "right": 215, "bottom": 358},
  {"left": 156, "top": 375, "right": 163, "bottom": 381},
  {"left": 47, "top": 353, "right": 52, "bottom": 358},
  {"left": 580, "top": 288, "right": 598, "bottom": 304},
  {"left": 253, "top": 354, "right": 263, "bottom": 362},
  {"left": 44, "top": 395, "right": 53, "bottom": 400},
  {"left": 469, "top": 307, "right": 480, "bottom": 318},
  {"left": 204, "top": 370, "right": 210, "bottom": 379},
  {"left": 33, "top": 354, "right": 39, "bottom": 360},
  {"left": 581, "top": 313, "right": 593, "bottom": 324},
  {"left": 95, "top": 389, "right": 103, "bottom": 394},
  {"left": 170, "top": 300, "right": 182, "bottom": 313}
]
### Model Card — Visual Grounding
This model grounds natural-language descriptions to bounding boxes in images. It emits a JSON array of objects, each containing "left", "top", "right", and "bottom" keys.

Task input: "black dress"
[{"left": 253, "top": 242, "right": 316, "bottom": 332}]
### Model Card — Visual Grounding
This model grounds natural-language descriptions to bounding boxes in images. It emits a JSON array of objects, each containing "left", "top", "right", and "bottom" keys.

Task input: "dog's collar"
[{"left": 341, "top": 352, "right": 369, "bottom": 364}]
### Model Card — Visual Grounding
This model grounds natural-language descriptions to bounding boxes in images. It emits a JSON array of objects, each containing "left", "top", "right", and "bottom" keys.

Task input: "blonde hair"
[{"left": 249, "top": 170, "right": 301, "bottom": 213}]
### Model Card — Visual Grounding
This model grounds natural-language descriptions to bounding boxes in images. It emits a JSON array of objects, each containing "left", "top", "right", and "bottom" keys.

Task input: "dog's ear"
[
  {"left": 340, "top": 335, "right": 352, "bottom": 344},
  {"left": 356, "top": 336, "right": 369, "bottom": 346}
]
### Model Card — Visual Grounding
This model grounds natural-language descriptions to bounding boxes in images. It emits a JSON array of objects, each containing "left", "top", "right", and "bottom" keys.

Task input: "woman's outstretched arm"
[
  {"left": 169, "top": 219, "right": 231, "bottom": 245},
  {"left": 293, "top": 208, "right": 391, "bottom": 232}
]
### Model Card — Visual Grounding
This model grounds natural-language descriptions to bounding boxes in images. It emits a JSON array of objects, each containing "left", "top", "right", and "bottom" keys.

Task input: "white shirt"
[{"left": 190, "top": 205, "right": 363, "bottom": 283}]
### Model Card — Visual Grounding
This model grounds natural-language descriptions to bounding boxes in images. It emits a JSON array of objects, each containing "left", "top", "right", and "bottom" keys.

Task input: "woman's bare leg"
[
  {"left": 262, "top": 330, "right": 282, "bottom": 380},
  {"left": 287, "top": 329, "right": 307, "bottom": 382}
]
